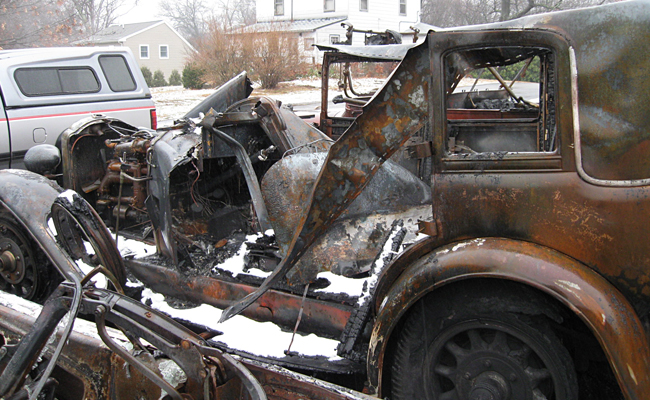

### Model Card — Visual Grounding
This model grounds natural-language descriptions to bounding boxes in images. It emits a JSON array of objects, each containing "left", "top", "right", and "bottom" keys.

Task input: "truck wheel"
[
  {"left": 391, "top": 290, "right": 578, "bottom": 400},
  {"left": 0, "top": 213, "right": 58, "bottom": 302}
]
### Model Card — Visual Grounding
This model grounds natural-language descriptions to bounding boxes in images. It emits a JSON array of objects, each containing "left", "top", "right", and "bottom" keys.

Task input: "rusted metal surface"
[
  {"left": 0, "top": 277, "right": 268, "bottom": 399},
  {"left": 0, "top": 170, "right": 85, "bottom": 284},
  {"left": 421, "top": 20, "right": 650, "bottom": 315},
  {"left": 262, "top": 152, "right": 431, "bottom": 281},
  {"left": 183, "top": 71, "right": 253, "bottom": 119},
  {"left": 220, "top": 41, "right": 431, "bottom": 321},
  {"left": 126, "top": 257, "right": 352, "bottom": 338},
  {"left": 317, "top": 44, "right": 413, "bottom": 138},
  {"left": 0, "top": 288, "right": 369, "bottom": 400},
  {"left": 3, "top": 3, "right": 650, "bottom": 398},
  {"left": 368, "top": 238, "right": 650, "bottom": 399},
  {"left": 432, "top": 171, "right": 650, "bottom": 316},
  {"left": 0, "top": 295, "right": 163, "bottom": 399},
  {"left": 0, "top": 286, "right": 69, "bottom": 396},
  {"left": 152, "top": 95, "right": 332, "bottom": 264},
  {"left": 358, "top": 5, "right": 650, "bottom": 398},
  {"left": 207, "top": 96, "right": 331, "bottom": 155},
  {"left": 243, "top": 359, "right": 379, "bottom": 400},
  {"left": 200, "top": 118, "right": 273, "bottom": 233},
  {"left": 315, "top": 44, "right": 415, "bottom": 61},
  {"left": 445, "top": 1, "right": 650, "bottom": 183},
  {"left": 51, "top": 192, "right": 127, "bottom": 287},
  {"left": 147, "top": 124, "right": 203, "bottom": 263}
]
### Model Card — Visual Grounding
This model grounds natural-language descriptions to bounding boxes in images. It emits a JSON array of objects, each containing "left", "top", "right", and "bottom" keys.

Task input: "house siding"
[
  {"left": 123, "top": 23, "right": 193, "bottom": 79},
  {"left": 259, "top": 0, "right": 350, "bottom": 21},
  {"left": 346, "top": 0, "right": 421, "bottom": 32},
  {"left": 258, "top": 0, "right": 419, "bottom": 27},
  {"left": 256, "top": 0, "right": 421, "bottom": 63}
]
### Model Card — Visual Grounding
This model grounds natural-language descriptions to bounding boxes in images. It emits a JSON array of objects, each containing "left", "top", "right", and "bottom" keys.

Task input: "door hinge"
[{"left": 418, "top": 220, "right": 438, "bottom": 237}]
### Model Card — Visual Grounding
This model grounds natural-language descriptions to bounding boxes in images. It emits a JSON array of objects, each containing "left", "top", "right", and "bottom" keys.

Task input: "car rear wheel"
[{"left": 391, "top": 288, "right": 578, "bottom": 400}]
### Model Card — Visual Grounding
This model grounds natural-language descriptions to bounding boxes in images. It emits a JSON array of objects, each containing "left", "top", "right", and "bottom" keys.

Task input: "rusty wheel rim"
[
  {"left": 0, "top": 222, "right": 40, "bottom": 300},
  {"left": 425, "top": 320, "right": 558, "bottom": 400}
]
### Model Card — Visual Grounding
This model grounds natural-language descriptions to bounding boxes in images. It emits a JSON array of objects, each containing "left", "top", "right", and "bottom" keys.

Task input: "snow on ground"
[
  {"left": 141, "top": 288, "right": 342, "bottom": 360},
  {"left": 150, "top": 77, "right": 389, "bottom": 122},
  {"left": 150, "top": 81, "right": 323, "bottom": 121}
]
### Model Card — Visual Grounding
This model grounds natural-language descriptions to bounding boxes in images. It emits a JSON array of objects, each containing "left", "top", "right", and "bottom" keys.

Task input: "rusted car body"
[
  {"left": 316, "top": 43, "right": 415, "bottom": 138},
  {"left": 1, "top": 1, "right": 650, "bottom": 399}
]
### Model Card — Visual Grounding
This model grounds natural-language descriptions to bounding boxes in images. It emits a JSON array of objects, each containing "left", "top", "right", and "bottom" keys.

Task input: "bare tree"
[
  {"left": 421, "top": 0, "right": 613, "bottom": 27},
  {"left": 191, "top": 20, "right": 254, "bottom": 85},
  {"left": 158, "top": 0, "right": 211, "bottom": 43},
  {"left": 0, "top": 0, "right": 79, "bottom": 48},
  {"left": 234, "top": 0, "right": 256, "bottom": 26},
  {"left": 70, "top": 0, "right": 127, "bottom": 35},
  {"left": 252, "top": 29, "right": 304, "bottom": 88},
  {"left": 214, "top": 0, "right": 256, "bottom": 29},
  {"left": 157, "top": 0, "right": 254, "bottom": 46},
  {"left": 189, "top": 22, "right": 305, "bottom": 89}
]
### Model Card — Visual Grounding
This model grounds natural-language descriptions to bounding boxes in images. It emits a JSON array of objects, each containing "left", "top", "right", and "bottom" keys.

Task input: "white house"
[{"left": 250, "top": 0, "right": 423, "bottom": 63}]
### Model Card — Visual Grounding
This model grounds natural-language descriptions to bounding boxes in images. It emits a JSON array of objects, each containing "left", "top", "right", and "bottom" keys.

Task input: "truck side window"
[
  {"left": 98, "top": 55, "right": 137, "bottom": 92},
  {"left": 444, "top": 47, "right": 556, "bottom": 155},
  {"left": 14, "top": 67, "right": 100, "bottom": 96}
]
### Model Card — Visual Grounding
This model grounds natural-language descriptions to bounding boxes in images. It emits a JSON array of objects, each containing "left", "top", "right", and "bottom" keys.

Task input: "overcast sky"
[{"left": 116, "top": 0, "right": 167, "bottom": 24}]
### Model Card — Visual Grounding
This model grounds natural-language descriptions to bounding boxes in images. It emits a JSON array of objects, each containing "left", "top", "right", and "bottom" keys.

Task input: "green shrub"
[
  {"left": 140, "top": 66, "right": 153, "bottom": 87},
  {"left": 182, "top": 64, "right": 205, "bottom": 89},
  {"left": 152, "top": 70, "right": 167, "bottom": 87},
  {"left": 168, "top": 69, "right": 182, "bottom": 86}
]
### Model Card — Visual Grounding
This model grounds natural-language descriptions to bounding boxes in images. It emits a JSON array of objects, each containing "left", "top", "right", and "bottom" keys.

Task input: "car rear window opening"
[{"left": 15, "top": 67, "right": 101, "bottom": 96}]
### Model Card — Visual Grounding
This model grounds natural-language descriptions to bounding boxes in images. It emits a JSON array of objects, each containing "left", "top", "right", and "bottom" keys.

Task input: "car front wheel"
[{"left": 390, "top": 288, "right": 578, "bottom": 400}]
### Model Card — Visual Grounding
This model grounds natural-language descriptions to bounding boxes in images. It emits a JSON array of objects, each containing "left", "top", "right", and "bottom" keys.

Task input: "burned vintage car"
[{"left": 2, "top": 1, "right": 650, "bottom": 399}]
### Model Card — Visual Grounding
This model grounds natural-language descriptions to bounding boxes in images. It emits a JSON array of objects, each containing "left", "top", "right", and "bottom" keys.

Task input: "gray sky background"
[{"left": 116, "top": 0, "right": 166, "bottom": 24}]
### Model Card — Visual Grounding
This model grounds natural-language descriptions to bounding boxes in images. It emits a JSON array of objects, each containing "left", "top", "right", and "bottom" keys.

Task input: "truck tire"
[
  {"left": 0, "top": 211, "right": 60, "bottom": 302},
  {"left": 390, "top": 287, "right": 578, "bottom": 400}
]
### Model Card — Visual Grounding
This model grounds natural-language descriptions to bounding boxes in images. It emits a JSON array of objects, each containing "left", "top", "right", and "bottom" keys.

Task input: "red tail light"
[{"left": 150, "top": 108, "right": 157, "bottom": 130}]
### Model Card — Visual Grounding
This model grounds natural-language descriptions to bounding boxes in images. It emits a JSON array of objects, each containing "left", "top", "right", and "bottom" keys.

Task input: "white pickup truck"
[{"left": 0, "top": 47, "right": 156, "bottom": 169}]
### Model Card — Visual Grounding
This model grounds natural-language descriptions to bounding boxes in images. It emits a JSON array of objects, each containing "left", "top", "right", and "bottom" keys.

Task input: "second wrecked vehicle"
[{"left": 2, "top": 1, "right": 650, "bottom": 399}]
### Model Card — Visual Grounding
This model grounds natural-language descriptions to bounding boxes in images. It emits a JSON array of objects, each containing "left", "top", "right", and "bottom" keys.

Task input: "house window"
[
  {"left": 330, "top": 34, "right": 340, "bottom": 44},
  {"left": 360, "top": 0, "right": 368, "bottom": 11},
  {"left": 444, "top": 46, "right": 556, "bottom": 159},
  {"left": 140, "top": 45, "right": 149, "bottom": 59},
  {"left": 159, "top": 45, "right": 169, "bottom": 59},
  {"left": 399, "top": 0, "right": 406, "bottom": 15},
  {"left": 324, "top": 0, "right": 334, "bottom": 12},
  {"left": 274, "top": 0, "right": 284, "bottom": 15}
]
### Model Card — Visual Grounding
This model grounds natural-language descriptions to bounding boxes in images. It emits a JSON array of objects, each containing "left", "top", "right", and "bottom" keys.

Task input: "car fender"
[{"left": 367, "top": 237, "right": 650, "bottom": 400}]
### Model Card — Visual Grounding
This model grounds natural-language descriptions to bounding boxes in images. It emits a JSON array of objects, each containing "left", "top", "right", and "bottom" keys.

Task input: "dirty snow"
[
  {"left": 314, "top": 271, "right": 367, "bottom": 296},
  {"left": 212, "top": 232, "right": 272, "bottom": 279},
  {"left": 115, "top": 235, "right": 157, "bottom": 258},
  {"left": 141, "top": 288, "right": 341, "bottom": 360}
]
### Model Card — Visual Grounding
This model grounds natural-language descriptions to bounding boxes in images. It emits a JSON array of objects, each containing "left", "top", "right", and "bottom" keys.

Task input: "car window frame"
[{"left": 13, "top": 66, "right": 101, "bottom": 97}]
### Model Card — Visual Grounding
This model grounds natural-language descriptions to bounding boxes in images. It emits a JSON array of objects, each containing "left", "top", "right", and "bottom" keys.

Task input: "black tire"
[
  {"left": 391, "top": 286, "right": 578, "bottom": 400},
  {"left": 0, "top": 212, "right": 61, "bottom": 302}
]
